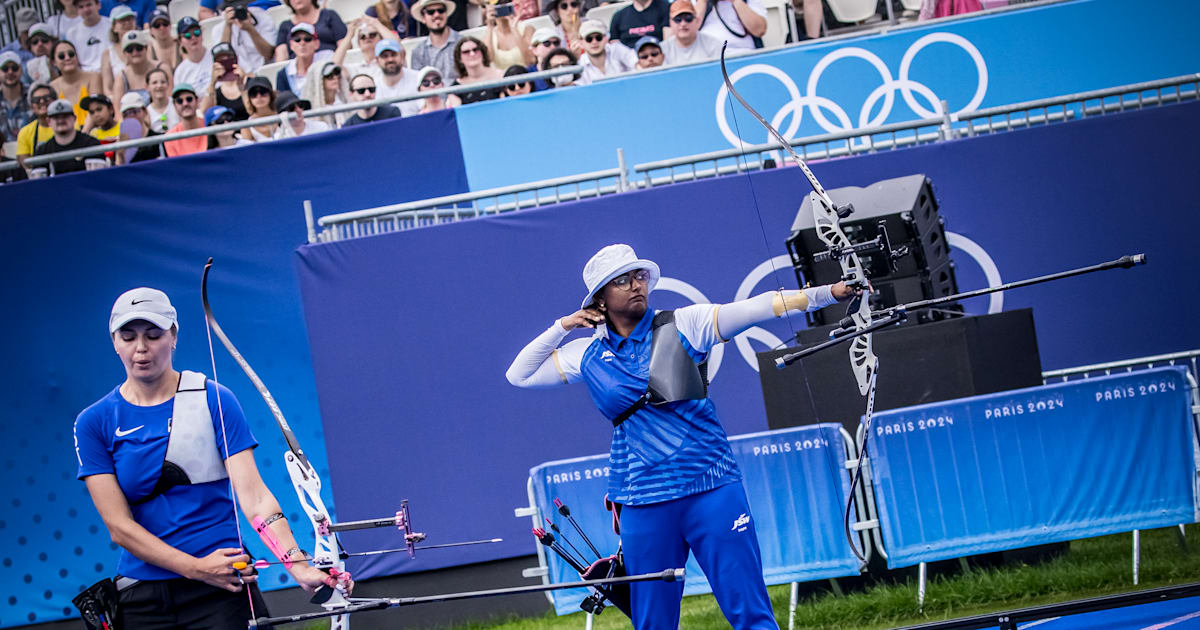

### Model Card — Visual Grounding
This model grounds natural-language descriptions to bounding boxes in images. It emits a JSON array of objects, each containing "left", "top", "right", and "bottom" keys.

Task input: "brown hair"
[
  {"left": 373, "top": 0, "right": 410, "bottom": 34},
  {"left": 452, "top": 36, "right": 491, "bottom": 78}
]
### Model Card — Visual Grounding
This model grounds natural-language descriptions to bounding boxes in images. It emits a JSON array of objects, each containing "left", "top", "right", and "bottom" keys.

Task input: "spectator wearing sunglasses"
[
  {"left": 65, "top": 0, "right": 111, "bottom": 72},
  {"left": 499, "top": 64, "right": 533, "bottom": 98},
  {"left": 144, "top": 67, "right": 178, "bottom": 133},
  {"left": 98, "top": 4, "right": 136, "bottom": 96},
  {"left": 273, "top": 0, "right": 347, "bottom": 62},
  {"left": 100, "top": 0, "right": 157, "bottom": 28},
  {"left": 341, "top": 73, "right": 402, "bottom": 127},
  {"left": 633, "top": 35, "right": 663, "bottom": 69},
  {"left": 110, "top": 30, "right": 160, "bottom": 115},
  {"left": 50, "top": 40, "right": 102, "bottom": 126},
  {"left": 273, "top": 90, "right": 329, "bottom": 138},
  {"left": 163, "top": 83, "right": 207, "bottom": 156},
  {"left": 204, "top": 104, "right": 239, "bottom": 148},
  {"left": 202, "top": 43, "right": 249, "bottom": 121},
  {"left": 693, "top": 0, "right": 765, "bottom": 50},
  {"left": 33, "top": 97, "right": 101, "bottom": 173},
  {"left": 174, "top": 17, "right": 215, "bottom": 95},
  {"left": 414, "top": 66, "right": 457, "bottom": 113},
  {"left": 333, "top": 20, "right": 387, "bottom": 80},
  {"left": 371, "top": 39, "right": 420, "bottom": 114},
  {"left": 20, "top": 23, "right": 58, "bottom": 86},
  {"left": 522, "top": 27, "right": 559, "bottom": 91},
  {"left": 662, "top": 0, "right": 721, "bottom": 64},
  {"left": 0, "top": 52, "right": 31, "bottom": 142},
  {"left": 147, "top": 8, "right": 180, "bottom": 72},
  {"left": 211, "top": 0, "right": 277, "bottom": 74},
  {"left": 540, "top": 45, "right": 579, "bottom": 89},
  {"left": 277, "top": 23, "right": 334, "bottom": 94},
  {"left": 116, "top": 92, "right": 166, "bottom": 163},
  {"left": 450, "top": 36, "right": 503, "bottom": 104},
  {"left": 409, "top": 0, "right": 461, "bottom": 82},
  {"left": 238, "top": 75, "right": 278, "bottom": 141},
  {"left": 576, "top": 19, "right": 634, "bottom": 85},
  {"left": 301, "top": 60, "right": 349, "bottom": 127},
  {"left": 541, "top": 0, "right": 585, "bottom": 56},
  {"left": 608, "top": 0, "right": 671, "bottom": 50},
  {"left": 1, "top": 8, "right": 40, "bottom": 75},
  {"left": 16, "top": 83, "right": 56, "bottom": 169}
]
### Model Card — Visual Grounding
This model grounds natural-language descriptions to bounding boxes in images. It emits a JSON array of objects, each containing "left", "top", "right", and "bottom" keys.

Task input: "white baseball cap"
[
  {"left": 579, "top": 19, "right": 606, "bottom": 38},
  {"left": 109, "top": 287, "right": 179, "bottom": 334},
  {"left": 119, "top": 91, "right": 145, "bottom": 112},
  {"left": 531, "top": 27, "right": 560, "bottom": 46},
  {"left": 580, "top": 244, "right": 660, "bottom": 308},
  {"left": 110, "top": 4, "right": 136, "bottom": 21}
]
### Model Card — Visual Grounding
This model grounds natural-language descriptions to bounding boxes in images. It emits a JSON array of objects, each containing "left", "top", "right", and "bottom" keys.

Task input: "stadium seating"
[
  {"left": 257, "top": 59, "right": 289, "bottom": 86},
  {"left": 826, "top": 0, "right": 878, "bottom": 22},
  {"left": 762, "top": 0, "right": 796, "bottom": 47},
  {"left": 901, "top": 0, "right": 922, "bottom": 10},
  {"left": 266, "top": 3, "right": 293, "bottom": 28},
  {"left": 327, "top": 0, "right": 378, "bottom": 23},
  {"left": 201, "top": 15, "right": 222, "bottom": 47},
  {"left": 519, "top": 14, "right": 554, "bottom": 34},
  {"left": 585, "top": 0, "right": 630, "bottom": 26},
  {"left": 168, "top": 0, "right": 199, "bottom": 23},
  {"left": 401, "top": 36, "right": 425, "bottom": 65}
]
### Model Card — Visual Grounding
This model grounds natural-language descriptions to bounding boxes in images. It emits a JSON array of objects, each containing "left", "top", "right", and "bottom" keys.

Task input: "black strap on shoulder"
[{"left": 610, "top": 311, "right": 693, "bottom": 428}]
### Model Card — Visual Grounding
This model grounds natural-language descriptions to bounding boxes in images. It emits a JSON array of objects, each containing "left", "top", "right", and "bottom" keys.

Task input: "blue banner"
[
  {"left": 453, "top": 0, "right": 1200, "bottom": 189},
  {"left": 529, "top": 424, "right": 861, "bottom": 615},
  {"left": 868, "top": 367, "right": 1197, "bottom": 568},
  {"left": 0, "top": 111, "right": 468, "bottom": 626}
]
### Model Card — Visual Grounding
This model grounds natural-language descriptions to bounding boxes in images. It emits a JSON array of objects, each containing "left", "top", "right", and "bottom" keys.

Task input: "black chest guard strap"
[{"left": 611, "top": 311, "right": 709, "bottom": 428}]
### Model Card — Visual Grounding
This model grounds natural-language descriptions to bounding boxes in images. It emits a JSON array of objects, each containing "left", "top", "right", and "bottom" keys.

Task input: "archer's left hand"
[
  {"left": 830, "top": 281, "right": 865, "bottom": 301},
  {"left": 291, "top": 564, "right": 355, "bottom": 596}
]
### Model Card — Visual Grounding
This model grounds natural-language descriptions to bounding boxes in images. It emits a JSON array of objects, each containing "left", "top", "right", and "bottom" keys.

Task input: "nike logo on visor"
[
  {"left": 132, "top": 299, "right": 151, "bottom": 305},
  {"left": 115, "top": 425, "right": 145, "bottom": 437}
]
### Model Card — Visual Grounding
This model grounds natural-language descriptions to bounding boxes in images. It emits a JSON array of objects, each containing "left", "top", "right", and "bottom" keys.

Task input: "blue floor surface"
[{"left": 997, "top": 596, "right": 1200, "bottom": 630}]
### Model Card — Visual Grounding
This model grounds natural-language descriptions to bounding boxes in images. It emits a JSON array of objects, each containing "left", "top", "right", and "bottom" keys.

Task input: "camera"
[
  {"left": 494, "top": 3, "right": 514, "bottom": 17},
  {"left": 233, "top": 4, "right": 249, "bottom": 20}
]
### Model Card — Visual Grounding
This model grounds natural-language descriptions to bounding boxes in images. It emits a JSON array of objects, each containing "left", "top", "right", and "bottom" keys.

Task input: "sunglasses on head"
[
  {"left": 125, "top": 44, "right": 146, "bottom": 52},
  {"left": 30, "top": 36, "right": 53, "bottom": 45},
  {"left": 583, "top": 33, "right": 604, "bottom": 43},
  {"left": 249, "top": 87, "right": 270, "bottom": 97},
  {"left": 420, "top": 76, "right": 442, "bottom": 87},
  {"left": 671, "top": 12, "right": 694, "bottom": 22},
  {"left": 638, "top": 49, "right": 661, "bottom": 59},
  {"left": 173, "top": 94, "right": 195, "bottom": 104},
  {"left": 56, "top": 49, "right": 76, "bottom": 60},
  {"left": 0, "top": 63, "right": 19, "bottom": 72},
  {"left": 291, "top": 34, "right": 315, "bottom": 43},
  {"left": 352, "top": 86, "right": 376, "bottom": 94},
  {"left": 423, "top": 6, "right": 446, "bottom": 14},
  {"left": 182, "top": 28, "right": 203, "bottom": 38}
]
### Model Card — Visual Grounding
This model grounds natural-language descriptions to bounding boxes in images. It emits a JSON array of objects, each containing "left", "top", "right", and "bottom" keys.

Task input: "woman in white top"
[
  {"left": 332, "top": 18, "right": 390, "bottom": 79},
  {"left": 100, "top": 6, "right": 138, "bottom": 95},
  {"left": 415, "top": 66, "right": 459, "bottom": 113},
  {"left": 301, "top": 60, "right": 349, "bottom": 127},
  {"left": 144, "top": 67, "right": 180, "bottom": 133},
  {"left": 484, "top": 2, "right": 534, "bottom": 69}
]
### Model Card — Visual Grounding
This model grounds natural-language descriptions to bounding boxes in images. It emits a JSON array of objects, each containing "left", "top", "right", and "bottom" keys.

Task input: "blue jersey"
[
  {"left": 74, "top": 380, "right": 258, "bottom": 580},
  {"left": 576, "top": 308, "right": 740, "bottom": 505}
]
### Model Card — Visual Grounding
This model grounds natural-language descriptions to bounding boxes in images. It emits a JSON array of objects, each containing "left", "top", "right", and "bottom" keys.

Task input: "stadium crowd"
[{"left": 0, "top": 0, "right": 985, "bottom": 176}]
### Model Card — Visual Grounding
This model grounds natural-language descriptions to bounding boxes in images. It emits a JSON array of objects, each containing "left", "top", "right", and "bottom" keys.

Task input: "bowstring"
[{"left": 203, "top": 278, "right": 258, "bottom": 620}]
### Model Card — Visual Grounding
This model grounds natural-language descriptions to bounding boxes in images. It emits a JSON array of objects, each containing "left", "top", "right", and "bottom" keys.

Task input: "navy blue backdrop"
[
  {"left": 295, "top": 101, "right": 1200, "bottom": 580},
  {"left": 0, "top": 111, "right": 468, "bottom": 626}
]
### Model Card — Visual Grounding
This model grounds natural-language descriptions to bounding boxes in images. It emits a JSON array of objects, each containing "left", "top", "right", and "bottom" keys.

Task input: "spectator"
[
  {"left": 484, "top": 1, "right": 533, "bottom": 71},
  {"left": 577, "top": 19, "right": 634, "bottom": 84},
  {"left": 0, "top": 53, "right": 31, "bottom": 142},
  {"left": 238, "top": 75, "right": 278, "bottom": 141},
  {"left": 212, "top": 0, "right": 277, "bottom": 73},
  {"left": 633, "top": 35, "right": 663, "bottom": 69},
  {"left": 341, "top": 73, "right": 402, "bottom": 126},
  {"left": 333, "top": 18, "right": 390, "bottom": 79},
  {"left": 144, "top": 67, "right": 178, "bottom": 132},
  {"left": 694, "top": 0, "right": 765, "bottom": 50},
  {"left": 524, "top": 27, "right": 560, "bottom": 90},
  {"left": 364, "top": 0, "right": 414, "bottom": 40},
  {"left": 23, "top": 23, "right": 57, "bottom": 85},
  {"left": 110, "top": 30, "right": 158, "bottom": 111},
  {"left": 174, "top": 17, "right": 214, "bottom": 94},
  {"left": 409, "top": 0, "right": 461, "bottom": 82},
  {"left": 81, "top": 93, "right": 120, "bottom": 142},
  {"left": 33, "top": 97, "right": 101, "bottom": 173},
  {"left": 800, "top": 0, "right": 821, "bottom": 40},
  {"left": 99, "top": 4, "right": 136, "bottom": 95},
  {"left": 273, "top": 90, "right": 329, "bottom": 137},
  {"left": 541, "top": 0, "right": 584, "bottom": 56},
  {"left": 372, "top": 39, "right": 420, "bottom": 113},
  {"left": 115, "top": 91, "right": 164, "bottom": 163},
  {"left": 511, "top": 0, "right": 539, "bottom": 20},
  {"left": 451, "top": 36, "right": 502, "bottom": 104},
  {"left": 301, "top": 60, "right": 349, "bottom": 127},
  {"left": 147, "top": 8, "right": 179, "bottom": 71},
  {"left": 414, "top": 66, "right": 457, "bottom": 113},
  {"left": 204, "top": 104, "right": 238, "bottom": 147},
  {"left": 200, "top": 43, "right": 249, "bottom": 120},
  {"left": 47, "top": 0, "right": 83, "bottom": 45},
  {"left": 499, "top": 64, "right": 532, "bottom": 97},
  {"left": 540, "top": 45, "right": 578, "bottom": 88},
  {"left": 919, "top": 0, "right": 982, "bottom": 19},
  {"left": 66, "top": 0, "right": 111, "bottom": 72},
  {"left": 1, "top": 8, "right": 40, "bottom": 70},
  {"left": 163, "top": 83, "right": 206, "bottom": 156},
  {"left": 50, "top": 40, "right": 102, "bottom": 125},
  {"left": 277, "top": 23, "right": 334, "bottom": 94},
  {"left": 274, "top": 0, "right": 347, "bottom": 61},
  {"left": 662, "top": 0, "right": 721, "bottom": 64},
  {"left": 609, "top": 0, "right": 670, "bottom": 49},
  {"left": 101, "top": 0, "right": 157, "bottom": 28},
  {"left": 16, "top": 83, "right": 56, "bottom": 169}
]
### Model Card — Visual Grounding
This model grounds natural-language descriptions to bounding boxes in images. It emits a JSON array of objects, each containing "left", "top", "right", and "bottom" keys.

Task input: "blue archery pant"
[{"left": 621, "top": 481, "right": 778, "bottom": 630}]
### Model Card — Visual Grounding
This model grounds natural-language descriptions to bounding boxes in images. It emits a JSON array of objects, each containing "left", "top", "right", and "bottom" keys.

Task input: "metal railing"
[{"left": 5, "top": 65, "right": 584, "bottom": 175}]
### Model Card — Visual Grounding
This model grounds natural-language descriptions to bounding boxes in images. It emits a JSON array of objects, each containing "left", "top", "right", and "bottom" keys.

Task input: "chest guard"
[
  {"left": 611, "top": 311, "right": 709, "bottom": 427},
  {"left": 130, "top": 370, "right": 228, "bottom": 505}
]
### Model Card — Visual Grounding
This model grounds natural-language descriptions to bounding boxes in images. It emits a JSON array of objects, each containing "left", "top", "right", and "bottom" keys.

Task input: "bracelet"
[{"left": 254, "top": 512, "right": 286, "bottom": 532}]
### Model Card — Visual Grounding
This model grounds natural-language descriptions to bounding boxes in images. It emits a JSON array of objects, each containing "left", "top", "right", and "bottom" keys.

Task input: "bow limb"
[{"left": 201, "top": 259, "right": 352, "bottom": 630}]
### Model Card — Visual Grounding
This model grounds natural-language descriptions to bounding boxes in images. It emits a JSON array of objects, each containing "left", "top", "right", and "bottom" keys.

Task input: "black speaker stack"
[{"left": 786, "top": 174, "right": 960, "bottom": 329}]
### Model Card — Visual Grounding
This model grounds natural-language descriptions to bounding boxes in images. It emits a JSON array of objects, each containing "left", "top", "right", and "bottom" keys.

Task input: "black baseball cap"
[
  {"left": 177, "top": 16, "right": 200, "bottom": 35},
  {"left": 80, "top": 93, "right": 113, "bottom": 109},
  {"left": 274, "top": 90, "right": 311, "bottom": 112},
  {"left": 245, "top": 75, "right": 273, "bottom": 93}
]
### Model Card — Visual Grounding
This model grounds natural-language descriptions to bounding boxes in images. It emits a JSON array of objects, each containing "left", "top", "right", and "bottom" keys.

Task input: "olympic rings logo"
[{"left": 715, "top": 33, "right": 989, "bottom": 150}]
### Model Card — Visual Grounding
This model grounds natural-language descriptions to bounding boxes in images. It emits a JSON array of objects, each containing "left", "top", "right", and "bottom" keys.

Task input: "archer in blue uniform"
[
  {"left": 74, "top": 287, "right": 346, "bottom": 629},
  {"left": 508, "top": 244, "right": 857, "bottom": 629}
]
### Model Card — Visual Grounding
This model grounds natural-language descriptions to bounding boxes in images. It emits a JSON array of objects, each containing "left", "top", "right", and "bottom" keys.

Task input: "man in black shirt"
[
  {"left": 34, "top": 99, "right": 101, "bottom": 175},
  {"left": 342, "top": 74, "right": 403, "bottom": 127},
  {"left": 609, "top": 0, "right": 672, "bottom": 49}
]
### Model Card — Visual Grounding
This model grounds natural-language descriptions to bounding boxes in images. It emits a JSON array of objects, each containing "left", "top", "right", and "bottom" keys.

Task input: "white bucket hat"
[
  {"left": 110, "top": 287, "right": 179, "bottom": 334},
  {"left": 580, "top": 244, "right": 660, "bottom": 308}
]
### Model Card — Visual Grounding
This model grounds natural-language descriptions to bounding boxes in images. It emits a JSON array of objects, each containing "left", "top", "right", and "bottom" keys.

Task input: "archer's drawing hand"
[{"left": 561, "top": 308, "right": 605, "bottom": 330}]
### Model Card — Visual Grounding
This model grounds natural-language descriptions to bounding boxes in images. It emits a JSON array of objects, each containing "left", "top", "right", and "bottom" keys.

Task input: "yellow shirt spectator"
[
  {"left": 17, "top": 120, "right": 54, "bottom": 158},
  {"left": 91, "top": 125, "right": 121, "bottom": 143}
]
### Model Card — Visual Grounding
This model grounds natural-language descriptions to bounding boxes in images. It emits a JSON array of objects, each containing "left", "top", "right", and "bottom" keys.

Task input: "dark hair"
[
  {"left": 52, "top": 39, "right": 77, "bottom": 68},
  {"left": 30, "top": 83, "right": 55, "bottom": 98},
  {"left": 502, "top": 64, "right": 533, "bottom": 92},
  {"left": 285, "top": 0, "right": 318, "bottom": 12},
  {"left": 539, "top": 46, "right": 576, "bottom": 71},
  {"left": 452, "top": 36, "right": 491, "bottom": 77}
]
